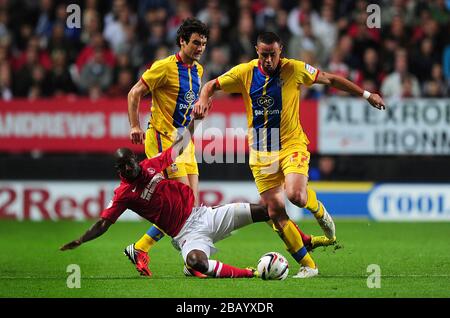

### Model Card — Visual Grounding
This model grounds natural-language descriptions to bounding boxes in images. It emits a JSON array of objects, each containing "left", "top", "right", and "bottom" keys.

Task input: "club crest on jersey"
[
  {"left": 305, "top": 63, "right": 317, "bottom": 75},
  {"left": 257, "top": 95, "right": 274, "bottom": 108},
  {"left": 170, "top": 163, "right": 178, "bottom": 172},
  {"left": 184, "top": 90, "right": 196, "bottom": 104},
  {"left": 147, "top": 168, "right": 155, "bottom": 174}
]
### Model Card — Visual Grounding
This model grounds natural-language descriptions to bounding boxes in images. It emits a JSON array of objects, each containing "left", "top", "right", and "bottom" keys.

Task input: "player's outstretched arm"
[
  {"left": 315, "top": 71, "right": 386, "bottom": 110},
  {"left": 193, "top": 79, "right": 219, "bottom": 118},
  {"left": 60, "top": 218, "right": 112, "bottom": 251},
  {"left": 127, "top": 80, "right": 148, "bottom": 144}
]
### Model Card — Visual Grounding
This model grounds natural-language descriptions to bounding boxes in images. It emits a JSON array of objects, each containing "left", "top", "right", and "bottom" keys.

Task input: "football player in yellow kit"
[
  {"left": 124, "top": 18, "right": 209, "bottom": 276},
  {"left": 193, "top": 32, "right": 386, "bottom": 278}
]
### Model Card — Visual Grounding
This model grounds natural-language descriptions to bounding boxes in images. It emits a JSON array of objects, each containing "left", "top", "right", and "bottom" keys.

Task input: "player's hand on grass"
[
  {"left": 368, "top": 93, "right": 386, "bottom": 110},
  {"left": 60, "top": 239, "right": 82, "bottom": 251},
  {"left": 130, "top": 126, "right": 145, "bottom": 144}
]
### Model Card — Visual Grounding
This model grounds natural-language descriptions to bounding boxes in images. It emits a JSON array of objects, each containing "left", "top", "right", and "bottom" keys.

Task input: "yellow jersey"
[
  {"left": 217, "top": 58, "right": 318, "bottom": 152},
  {"left": 141, "top": 53, "right": 203, "bottom": 137}
]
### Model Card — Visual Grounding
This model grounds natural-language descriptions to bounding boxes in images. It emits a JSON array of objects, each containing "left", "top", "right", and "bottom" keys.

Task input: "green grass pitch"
[{"left": 0, "top": 220, "right": 449, "bottom": 298}]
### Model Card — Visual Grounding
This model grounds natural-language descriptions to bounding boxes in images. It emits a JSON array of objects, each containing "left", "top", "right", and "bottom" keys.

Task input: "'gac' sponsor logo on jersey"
[
  {"left": 184, "top": 90, "right": 196, "bottom": 104},
  {"left": 257, "top": 95, "right": 274, "bottom": 108},
  {"left": 178, "top": 103, "right": 192, "bottom": 110},
  {"left": 254, "top": 109, "right": 280, "bottom": 116}
]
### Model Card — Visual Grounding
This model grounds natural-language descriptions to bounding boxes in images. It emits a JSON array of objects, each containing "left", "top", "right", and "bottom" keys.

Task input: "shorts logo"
[
  {"left": 171, "top": 163, "right": 178, "bottom": 173},
  {"left": 257, "top": 95, "right": 274, "bottom": 108},
  {"left": 184, "top": 90, "right": 196, "bottom": 104},
  {"left": 305, "top": 63, "right": 317, "bottom": 75}
]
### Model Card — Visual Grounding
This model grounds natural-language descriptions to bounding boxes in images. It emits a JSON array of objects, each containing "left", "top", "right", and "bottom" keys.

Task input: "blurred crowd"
[{"left": 1, "top": 0, "right": 450, "bottom": 101}]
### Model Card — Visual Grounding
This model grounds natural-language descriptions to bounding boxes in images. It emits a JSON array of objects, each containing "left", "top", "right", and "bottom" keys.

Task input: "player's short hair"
[
  {"left": 176, "top": 18, "right": 209, "bottom": 48},
  {"left": 257, "top": 32, "right": 282, "bottom": 46}
]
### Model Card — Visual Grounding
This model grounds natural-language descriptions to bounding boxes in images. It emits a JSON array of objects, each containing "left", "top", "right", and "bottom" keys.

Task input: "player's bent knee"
[
  {"left": 186, "top": 250, "right": 209, "bottom": 273},
  {"left": 286, "top": 190, "right": 307, "bottom": 207}
]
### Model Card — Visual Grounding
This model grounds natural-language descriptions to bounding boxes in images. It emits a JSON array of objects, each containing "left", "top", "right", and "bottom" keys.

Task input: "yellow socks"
[
  {"left": 305, "top": 187, "right": 324, "bottom": 219},
  {"left": 274, "top": 220, "right": 316, "bottom": 269},
  {"left": 134, "top": 225, "right": 165, "bottom": 253}
]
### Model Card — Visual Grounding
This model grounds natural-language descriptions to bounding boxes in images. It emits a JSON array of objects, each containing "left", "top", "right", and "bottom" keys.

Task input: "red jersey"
[{"left": 100, "top": 147, "right": 195, "bottom": 237}]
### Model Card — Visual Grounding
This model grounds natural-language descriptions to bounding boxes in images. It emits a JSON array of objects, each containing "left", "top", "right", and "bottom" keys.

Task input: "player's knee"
[
  {"left": 286, "top": 189, "right": 307, "bottom": 207},
  {"left": 186, "top": 250, "right": 209, "bottom": 273}
]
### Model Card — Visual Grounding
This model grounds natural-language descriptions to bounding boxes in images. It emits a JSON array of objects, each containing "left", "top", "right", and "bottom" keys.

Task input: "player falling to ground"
[
  {"left": 125, "top": 18, "right": 209, "bottom": 276},
  {"left": 193, "top": 32, "right": 386, "bottom": 278},
  {"left": 60, "top": 119, "right": 284, "bottom": 279}
]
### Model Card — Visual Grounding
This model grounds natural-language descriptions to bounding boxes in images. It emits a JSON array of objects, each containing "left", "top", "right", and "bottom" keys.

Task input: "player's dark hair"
[
  {"left": 257, "top": 32, "right": 282, "bottom": 46},
  {"left": 176, "top": 18, "right": 209, "bottom": 48}
]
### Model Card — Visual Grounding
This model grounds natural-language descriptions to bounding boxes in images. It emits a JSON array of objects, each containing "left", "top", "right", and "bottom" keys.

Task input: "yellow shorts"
[
  {"left": 145, "top": 127, "right": 198, "bottom": 179},
  {"left": 249, "top": 145, "right": 310, "bottom": 194}
]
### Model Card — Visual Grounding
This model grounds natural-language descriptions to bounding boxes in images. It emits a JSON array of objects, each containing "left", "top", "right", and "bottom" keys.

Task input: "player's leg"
[
  {"left": 183, "top": 247, "right": 256, "bottom": 279},
  {"left": 285, "top": 173, "right": 336, "bottom": 240},
  {"left": 281, "top": 149, "right": 336, "bottom": 240},
  {"left": 260, "top": 186, "right": 318, "bottom": 278}
]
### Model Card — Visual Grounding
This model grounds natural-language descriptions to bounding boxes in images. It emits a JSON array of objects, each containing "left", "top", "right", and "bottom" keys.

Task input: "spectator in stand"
[
  {"left": 255, "top": 0, "right": 279, "bottom": 32},
  {"left": 287, "top": 0, "right": 320, "bottom": 37},
  {"left": 288, "top": 15, "right": 326, "bottom": 65},
  {"left": 13, "top": 36, "right": 52, "bottom": 72},
  {"left": 381, "top": 0, "right": 416, "bottom": 27},
  {"left": 429, "top": 0, "right": 450, "bottom": 25},
  {"left": 204, "top": 46, "right": 230, "bottom": 81},
  {"left": 423, "top": 63, "right": 447, "bottom": 97},
  {"left": 79, "top": 48, "right": 113, "bottom": 95},
  {"left": 354, "top": 48, "right": 384, "bottom": 92},
  {"left": 411, "top": 37, "right": 439, "bottom": 83},
  {"left": 28, "top": 64, "right": 52, "bottom": 99},
  {"left": 80, "top": 8, "right": 102, "bottom": 46},
  {"left": 76, "top": 33, "right": 116, "bottom": 74},
  {"left": 142, "top": 22, "right": 169, "bottom": 63},
  {"left": 103, "top": 3, "right": 137, "bottom": 55},
  {"left": 381, "top": 50, "right": 420, "bottom": 98},
  {"left": 0, "top": 61, "right": 12, "bottom": 101},
  {"left": 35, "top": 0, "right": 53, "bottom": 45},
  {"left": 197, "top": 0, "right": 229, "bottom": 28},
  {"left": 313, "top": 4, "right": 337, "bottom": 61},
  {"left": 203, "top": 23, "right": 228, "bottom": 62},
  {"left": 108, "top": 68, "right": 134, "bottom": 97},
  {"left": 229, "top": 11, "right": 256, "bottom": 65},
  {"left": 47, "top": 22, "right": 77, "bottom": 64},
  {"left": 336, "top": 34, "right": 359, "bottom": 70},
  {"left": 49, "top": 49, "right": 77, "bottom": 96}
]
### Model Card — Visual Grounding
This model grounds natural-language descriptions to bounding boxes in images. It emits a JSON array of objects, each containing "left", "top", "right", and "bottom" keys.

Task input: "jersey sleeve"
[
  {"left": 216, "top": 64, "right": 245, "bottom": 94},
  {"left": 293, "top": 60, "right": 320, "bottom": 87},
  {"left": 142, "top": 146, "right": 175, "bottom": 172},
  {"left": 100, "top": 189, "right": 127, "bottom": 223},
  {"left": 140, "top": 60, "right": 168, "bottom": 92}
]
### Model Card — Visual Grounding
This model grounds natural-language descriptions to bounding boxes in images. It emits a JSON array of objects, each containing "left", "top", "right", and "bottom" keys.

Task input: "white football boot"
[
  {"left": 316, "top": 203, "right": 336, "bottom": 240},
  {"left": 293, "top": 266, "right": 319, "bottom": 278}
]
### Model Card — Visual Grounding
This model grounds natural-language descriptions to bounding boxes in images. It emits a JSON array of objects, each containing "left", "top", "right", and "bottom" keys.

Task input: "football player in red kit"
[{"left": 60, "top": 118, "right": 329, "bottom": 278}]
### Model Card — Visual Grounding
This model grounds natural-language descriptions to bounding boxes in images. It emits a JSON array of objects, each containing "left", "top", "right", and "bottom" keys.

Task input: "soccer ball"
[{"left": 257, "top": 252, "right": 289, "bottom": 280}]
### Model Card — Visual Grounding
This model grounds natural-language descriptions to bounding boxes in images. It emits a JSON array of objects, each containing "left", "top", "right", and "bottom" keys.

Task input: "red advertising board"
[{"left": 0, "top": 97, "right": 317, "bottom": 153}]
